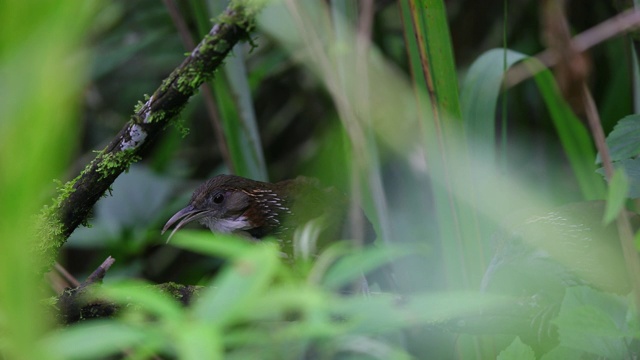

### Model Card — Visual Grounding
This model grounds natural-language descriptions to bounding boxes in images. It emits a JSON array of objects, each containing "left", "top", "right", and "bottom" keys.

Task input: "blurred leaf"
[
  {"left": 92, "top": 29, "right": 164, "bottom": 79},
  {"left": 96, "top": 280, "right": 183, "bottom": 322},
  {"left": 191, "top": 243, "right": 280, "bottom": 325},
  {"left": 334, "top": 292, "right": 509, "bottom": 333},
  {"left": 553, "top": 286, "right": 631, "bottom": 359},
  {"left": 213, "top": 74, "right": 267, "bottom": 180},
  {"left": 190, "top": 0, "right": 267, "bottom": 180},
  {"left": 98, "top": 165, "right": 175, "bottom": 228},
  {"left": 462, "top": 49, "right": 526, "bottom": 156},
  {"left": 321, "top": 244, "right": 414, "bottom": 291},
  {"left": 597, "top": 158, "right": 640, "bottom": 198},
  {"left": 0, "top": 0, "right": 102, "bottom": 357},
  {"left": 462, "top": 49, "right": 605, "bottom": 199},
  {"left": 170, "top": 230, "right": 255, "bottom": 259},
  {"left": 496, "top": 337, "right": 535, "bottom": 360},
  {"left": 68, "top": 165, "right": 176, "bottom": 248},
  {"left": 603, "top": 168, "right": 629, "bottom": 225},
  {"left": 599, "top": 114, "right": 640, "bottom": 163},
  {"left": 174, "top": 322, "right": 222, "bottom": 360},
  {"left": 400, "top": 0, "right": 486, "bottom": 296},
  {"left": 222, "top": 46, "right": 268, "bottom": 180},
  {"left": 540, "top": 346, "right": 588, "bottom": 360},
  {"left": 333, "top": 335, "right": 412, "bottom": 360},
  {"left": 236, "top": 286, "right": 329, "bottom": 321},
  {"left": 532, "top": 65, "right": 605, "bottom": 199},
  {"left": 42, "top": 321, "right": 151, "bottom": 360}
]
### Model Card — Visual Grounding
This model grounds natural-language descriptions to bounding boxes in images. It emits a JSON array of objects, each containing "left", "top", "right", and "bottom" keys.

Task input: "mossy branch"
[
  {"left": 37, "top": 0, "right": 261, "bottom": 273},
  {"left": 55, "top": 256, "right": 201, "bottom": 323}
]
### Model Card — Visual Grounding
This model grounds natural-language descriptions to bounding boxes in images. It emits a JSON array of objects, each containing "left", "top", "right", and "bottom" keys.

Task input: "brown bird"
[
  {"left": 162, "top": 174, "right": 397, "bottom": 292},
  {"left": 162, "top": 174, "right": 367, "bottom": 260},
  {"left": 479, "top": 201, "right": 637, "bottom": 354}
]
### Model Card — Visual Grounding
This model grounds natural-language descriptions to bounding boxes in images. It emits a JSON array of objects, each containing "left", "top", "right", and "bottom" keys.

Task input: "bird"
[
  {"left": 480, "top": 201, "right": 636, "bottom": 353},
  {"left": 482, "top": 201, "right": 631, "bottom": 297},
  {"left": 162, "top": 174, "right": 373, "bottom": 263}
]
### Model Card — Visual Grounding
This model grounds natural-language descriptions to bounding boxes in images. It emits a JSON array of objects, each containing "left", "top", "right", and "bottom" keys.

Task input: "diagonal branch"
[{"left": 37, "top": 1, "right": 261, "bottom": 273}]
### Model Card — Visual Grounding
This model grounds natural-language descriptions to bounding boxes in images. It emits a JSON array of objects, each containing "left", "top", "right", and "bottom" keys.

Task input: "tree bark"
[{"left": 38, "top": 0, "right": 260, "bottom": 273}]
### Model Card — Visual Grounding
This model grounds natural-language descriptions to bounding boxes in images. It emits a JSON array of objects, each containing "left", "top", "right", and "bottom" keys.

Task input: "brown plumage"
[{"left": 162, "top": 174, "right": 354, "bottom": 259}]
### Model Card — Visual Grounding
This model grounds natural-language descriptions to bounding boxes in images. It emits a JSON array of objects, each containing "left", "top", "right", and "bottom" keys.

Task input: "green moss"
[
  {"left": 216, "top": 0, "right": 260, "bottom": 34},
  {"left": 133, "top": 100, "right": 145, "bottom": 113},
  {"left": 174, "top": 63, "right": 208, "bottom": 94},
  {"left": 159, "top": 77, "right": 173, "bottom": 93},
  {"left": 96, "top": 150, "right": 142, "bottom": 180},
  {"left": 157, "top": 282, "right": 202, "bottom": 301},
  {"left": 172, "top": 115, "right": 190, "bottom": 138},
  {"left": 147, "top": 110, "right": 167, "bottom": 123},
  {"left": 35, "top": 172, "right": 84, "bottom": 272}
]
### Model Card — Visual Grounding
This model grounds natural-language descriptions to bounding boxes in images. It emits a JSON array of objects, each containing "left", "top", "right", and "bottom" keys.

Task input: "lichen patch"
[{"left": 121, "top": 124, "right": 147, "bottom": 151}]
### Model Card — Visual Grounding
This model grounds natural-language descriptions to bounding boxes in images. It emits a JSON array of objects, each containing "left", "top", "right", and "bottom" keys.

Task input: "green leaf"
[
  {"left": 41, "top": 321, "right": 151, "bottom": 360},
  {"left": 334, "top": 291, "right": 509, "bottom": 332},
  {"left": 321, "top": 244, "right": 414, "bottom": 290},
  {"left": 461, "top": 49, "right": 605, "bottom": 200},
  {"left": 600, "top": 114, "right": 640, "bottom": 163},
  {"left": 189, "top": 1, "right": 267, "bottom": 180},
  {"left": 170, "top": 230, "right": 254, "bottom": 259},
  {"left": 418, "top": 0, "right": 462, "bottom": 119},
  {"left": 553, "top": 286, "right": 630, "bottom": 359},
  {"left": 634, "top": 229, "right": 640, "bottom": 251},
  {"left": 461, "top": 49, "right": 526, "bottom": 155},
  {"left": 174, "top": 322, "right": 222, "bottom": 360},
  {"left": 496, "top": 337, "right": 535, "bottom": 360},
  {"left": 533, "top": 64, "right": 606, "bottom": 200},
  {"left": 539, "top": 346, "right": 584, "bottom": 360},
  {"left": 191, "top": 243, "right": 280, "bottom": 326},
  {"left": 597, "top": 158, "right": 640, "bottom": 199},
  {"left": 603, "top": 168, "right": 629, "bottom": 225},
  {"left": 96, "top": 280, "right": 183, "bottom": 323}
]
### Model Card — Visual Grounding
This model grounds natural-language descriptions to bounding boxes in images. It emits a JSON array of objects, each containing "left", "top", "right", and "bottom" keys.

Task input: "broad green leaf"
[
  {"left": 174, "top": 322, "right": 222, "bottom": 360},
  {"left": 413, "top": 0, "right": 462, "bottom": 119},
  {"left": 540, "top": 346, "right": 584, "bottom": 360},
  {"left": 334, "top": 291, "right": 509, "bottom": 333},
  {"left": 237, "top": 286, "right": 329, "bottom": 321},
  {"left": 462, "top": 49, "right": 526, "bottom": 154},
  {"left": 1, "top": 1, "right": 102, "bottom": 358},
  {"left": 553, "top": 286, "right": 630, "bottom": 359},
  {"left": 496, "top": 337, "right": 535, "bottom": 360},
  {"left": 170, "top": 230, "right": 254, "bottom": 259},
  {"left": 401, "top": 0, "right": 486, "bottom": 295},
  {"left": 597, "top": 158, "right": 640, "bottom": 198},
  {"left": 533, "top": 67, "right": 605, "bottom": 199},
  {"left": 603, "top": 168, "right": 630, "bottom": 225},
  {"left": 191, "top": 244, "right": 280, "bottom": 325},
  {"left": 96, "top": 280, "right": 183, "bottom": 322},
  {"left": 41, "top": 321, "right": 151, "bottom": 360},
  {"left": 461, "top": 49, "right": 605, "bottom": 199},
  {"left": 600, "top": 114, "right": 640, "bottom": 162},
  {"left": 321, "top": 244, "right": 415, "bottom": 291}
]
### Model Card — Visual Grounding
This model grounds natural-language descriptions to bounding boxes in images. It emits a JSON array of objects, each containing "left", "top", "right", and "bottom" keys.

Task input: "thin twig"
[
  {"left": 55, "top": 262, "right": 80, "bottom": 287},
  {"left": 84, "top": 256, "right": 115, "bottom": 287},
  {"left": 506, "top": 8, "right": 640, "bottom": 88}
]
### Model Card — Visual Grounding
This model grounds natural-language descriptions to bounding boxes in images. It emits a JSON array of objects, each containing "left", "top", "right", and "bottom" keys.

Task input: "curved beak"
[{"left": 162, "top": 205, "right": 208, "bottom": 242}]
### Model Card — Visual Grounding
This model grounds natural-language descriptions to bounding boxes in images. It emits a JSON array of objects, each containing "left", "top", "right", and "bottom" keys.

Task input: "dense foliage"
[{"left": 3, "top": 0, "right": 640, "bottom": 359}]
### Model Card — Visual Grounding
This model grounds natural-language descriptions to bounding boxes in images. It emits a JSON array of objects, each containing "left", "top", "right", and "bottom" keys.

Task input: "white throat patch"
[{"left": 199, "top": 215, "right": 252, "bottom": 234}]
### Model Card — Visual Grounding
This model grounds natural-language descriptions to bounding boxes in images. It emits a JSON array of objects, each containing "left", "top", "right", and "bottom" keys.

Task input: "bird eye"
[{"left": 213, "top": 193, "right": 224, "bottom": 204}]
